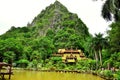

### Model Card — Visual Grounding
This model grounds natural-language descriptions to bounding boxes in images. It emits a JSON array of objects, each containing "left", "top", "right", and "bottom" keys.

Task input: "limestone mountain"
[
  {"left": 0, "top": 1, "right": 92, "bottom": 63},
  {"left": 30, "top": 1, "right": 89, "bottom": 37}
]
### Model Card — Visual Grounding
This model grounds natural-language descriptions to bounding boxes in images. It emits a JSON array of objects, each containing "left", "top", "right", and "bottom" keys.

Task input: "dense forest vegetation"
[
  {"left": 0, "top": 0, "right": 120, "bottom": 79},
  {"left": 0, "top": 1, "right": 91, "bottom": 67}
]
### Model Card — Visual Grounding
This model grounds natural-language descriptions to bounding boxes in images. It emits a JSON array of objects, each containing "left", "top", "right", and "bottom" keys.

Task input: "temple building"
[{"left": 54, "top": 48, "right": 86, "bottom": 63}]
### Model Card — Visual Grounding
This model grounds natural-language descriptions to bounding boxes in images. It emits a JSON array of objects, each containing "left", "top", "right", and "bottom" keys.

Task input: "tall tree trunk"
[
  {"left": 99, "top": 49, "right": 102, "bottom": 66},
  {"left": 94, "top": 50, "right": 98, "bottom": 69}
]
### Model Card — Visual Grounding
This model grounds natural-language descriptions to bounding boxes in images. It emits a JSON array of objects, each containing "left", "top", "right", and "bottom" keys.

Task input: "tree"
[
  {"left": 108, "top": 22, "right": 120, "bottom": 53},
  {"left": 102, "top": 0, "right": 120, "bottom": 21},
  {"left": 90, "top": 37, "right": 99, "bottom": 68},
  {"left": 90, "top": 33, "right": 108, "bottom": 67},
  {"left": 0, "top": 38, "right": 24, "bottom": 62},
  {"left": 32, "top": 37, "right": 55, "bottom": 61},
  {"left": 100, "top": 0, "right": 120, "bottom": 70},
  {"left": 38, "top": 37, "right": 55, "bottom": 61},
  {"left": 54, "top": 28, "right": 84, "bottom": 50}
]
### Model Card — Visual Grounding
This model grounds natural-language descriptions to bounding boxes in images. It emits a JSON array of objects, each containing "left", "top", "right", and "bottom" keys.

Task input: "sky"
[{"left": 0, "top": 0, "right": 112, "bottom": 36}]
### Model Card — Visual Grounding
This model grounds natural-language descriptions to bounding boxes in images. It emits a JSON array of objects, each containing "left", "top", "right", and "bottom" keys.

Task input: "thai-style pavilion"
[{"left": 54, "top": 48, "right": 86, "bottom": 63}]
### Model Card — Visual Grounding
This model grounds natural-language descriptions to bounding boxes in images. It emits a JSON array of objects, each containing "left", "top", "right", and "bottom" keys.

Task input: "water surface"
[{"left": 9, "top": 70, "right": 104, "bottom": 80}]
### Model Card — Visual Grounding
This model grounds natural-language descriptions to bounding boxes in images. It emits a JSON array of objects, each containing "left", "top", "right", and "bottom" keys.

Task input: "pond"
[{"left": 9, "top": 70, "right": 104, "bottom": 80}]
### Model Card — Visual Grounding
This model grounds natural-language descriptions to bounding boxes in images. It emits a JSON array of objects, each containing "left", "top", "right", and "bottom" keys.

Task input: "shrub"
[
  {"left": 113, "top": 71, "right": 120, "bottom": 80},
  {"left": 17, "top": 59, "right": 29, "bottom": 68},
  {"left": 102, "top": 70, "right": 113, "bottom": 78}
]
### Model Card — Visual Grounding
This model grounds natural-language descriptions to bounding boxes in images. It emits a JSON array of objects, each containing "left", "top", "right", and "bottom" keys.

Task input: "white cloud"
[{"left": 0, "top": 0, "right": 111, "bottom": 35}]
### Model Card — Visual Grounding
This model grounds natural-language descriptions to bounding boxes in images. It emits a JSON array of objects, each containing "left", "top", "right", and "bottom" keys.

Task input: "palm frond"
[
  {"left": 102, "top": 0, "right": 112, "bottom": 21},
  {"left": 101, "top": 0, "right": 120, "bottom": 21}
]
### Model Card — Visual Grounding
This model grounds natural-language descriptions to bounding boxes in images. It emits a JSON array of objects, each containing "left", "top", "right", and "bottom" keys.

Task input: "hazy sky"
[{"left": 0, "top": 0, "right": 111, "bottom": 35}]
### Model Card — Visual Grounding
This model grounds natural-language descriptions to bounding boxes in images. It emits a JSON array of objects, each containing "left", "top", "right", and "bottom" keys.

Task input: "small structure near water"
[
  {"left": 0, "top": 62, "right": 13, "bottom": 80},
  {"left": 53, "top": 48, "right": 86, "bottom": 63}
]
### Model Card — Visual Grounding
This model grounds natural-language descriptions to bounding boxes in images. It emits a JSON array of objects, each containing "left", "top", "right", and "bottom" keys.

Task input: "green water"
[{"left": 9, "top": 70, "right": 104, "bottom": 80}]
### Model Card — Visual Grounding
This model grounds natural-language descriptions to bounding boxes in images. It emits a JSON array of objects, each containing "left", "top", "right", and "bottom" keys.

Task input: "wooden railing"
[{"left": 0, "top": 62, "right": 13, "bottom": 80}]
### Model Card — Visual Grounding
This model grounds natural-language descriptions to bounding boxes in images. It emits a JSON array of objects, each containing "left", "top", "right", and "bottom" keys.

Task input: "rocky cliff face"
[{"left": 30, "top": 1, "right": 90, "bottom": 37}]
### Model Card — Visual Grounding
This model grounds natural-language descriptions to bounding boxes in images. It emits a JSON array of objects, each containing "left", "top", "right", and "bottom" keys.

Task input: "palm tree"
[
  {"left": 90, "top": 33, "right": 108, "bottom": 67},
  {"left": 96, "top": 33, "right": 108, "bottom": 66},
  {"left": 89, "top": 37, "right": 99, "bottom": 69},
  {"left": 101, "top": 0, "right": 120, "bottom": 21}
]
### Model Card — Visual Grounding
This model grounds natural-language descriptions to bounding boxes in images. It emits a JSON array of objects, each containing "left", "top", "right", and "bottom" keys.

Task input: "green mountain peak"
[{"left": 30, "top": 1, "right": 89, "bottom": 37}]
